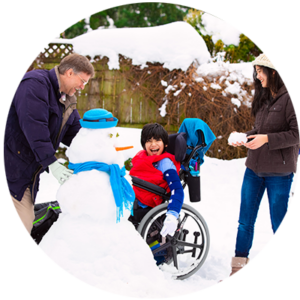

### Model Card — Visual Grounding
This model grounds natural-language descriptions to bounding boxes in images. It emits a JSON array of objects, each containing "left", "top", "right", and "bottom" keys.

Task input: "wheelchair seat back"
[{"left": 165, "top": 132, "right": 187, "bottom": 162}]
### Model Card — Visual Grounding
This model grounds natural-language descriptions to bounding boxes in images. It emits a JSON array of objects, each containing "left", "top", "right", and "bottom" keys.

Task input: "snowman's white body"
[
  {"left": 56, "top": 127, "right": 123, "bottom": 224},
  {"left": 39, "top": 127, "right": 166, "bottom": 296}
]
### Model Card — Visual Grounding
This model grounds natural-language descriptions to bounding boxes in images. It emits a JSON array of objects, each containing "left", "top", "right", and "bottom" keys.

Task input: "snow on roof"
[{"left": 51, "top": 21, "right": 211, "bottom": 71}]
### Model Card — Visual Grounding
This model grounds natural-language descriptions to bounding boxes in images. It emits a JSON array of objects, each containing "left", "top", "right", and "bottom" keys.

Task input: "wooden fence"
[
  {"left": 28, "top": 42, "right": 254, "bottom": 159},
  {"left": 29, "top": 43, "right": 175, "bottom": 130}
]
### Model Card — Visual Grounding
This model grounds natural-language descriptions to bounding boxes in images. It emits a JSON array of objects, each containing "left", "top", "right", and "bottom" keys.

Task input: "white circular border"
[{"left": 1, "top": 1, "right": 299, "bottom": 299}]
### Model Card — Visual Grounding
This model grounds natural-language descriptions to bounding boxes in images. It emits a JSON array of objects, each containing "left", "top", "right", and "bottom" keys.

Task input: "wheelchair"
[
  {"left": 130, "top": 119, "right": 215, "bottom": 280},
  {"left": 31, "top": 118, "right": 214, "bottom": 280}
]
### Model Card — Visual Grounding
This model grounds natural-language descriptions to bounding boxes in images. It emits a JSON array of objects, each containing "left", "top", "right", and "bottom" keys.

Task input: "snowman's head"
[
  {"left": 79, "top": 108, "right": 118, "bottom": 129},
  {"left": 67, "top": 109, "right": 131, "bottom": 166}
]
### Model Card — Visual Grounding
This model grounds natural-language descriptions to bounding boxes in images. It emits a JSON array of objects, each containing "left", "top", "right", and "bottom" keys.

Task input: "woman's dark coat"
[
  {"left": 246, "top": 85, "right": 299, "bottom": 173},
  {"left": 4, "top": 67, "right": 81, "bottom": 202}
]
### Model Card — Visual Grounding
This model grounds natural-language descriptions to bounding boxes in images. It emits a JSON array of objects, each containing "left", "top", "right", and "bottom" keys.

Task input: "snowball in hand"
[{"left": 228, "top": 132, "right": 248, "bottom": 144}]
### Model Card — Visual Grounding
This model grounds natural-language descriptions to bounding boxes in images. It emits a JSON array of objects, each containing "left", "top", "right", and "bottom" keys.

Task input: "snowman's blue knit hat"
[{"left": 80, "top": 108, "right": 118, "bottom": 129}]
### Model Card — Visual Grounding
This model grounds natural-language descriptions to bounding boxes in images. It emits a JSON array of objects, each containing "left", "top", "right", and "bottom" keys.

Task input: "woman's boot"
[{"left": 230, "top": 257, "right": 249, "bottom": 276}]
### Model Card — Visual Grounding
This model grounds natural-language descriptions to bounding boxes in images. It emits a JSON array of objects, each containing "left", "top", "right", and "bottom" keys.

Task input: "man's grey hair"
[{"left": 58, "top": 53, "right": 95, "bottom": 77}]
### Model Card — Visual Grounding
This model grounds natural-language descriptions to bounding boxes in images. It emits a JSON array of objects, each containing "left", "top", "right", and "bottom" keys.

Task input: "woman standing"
[{"left": 229, "top": 54, "right": 299, "bottom": 275}]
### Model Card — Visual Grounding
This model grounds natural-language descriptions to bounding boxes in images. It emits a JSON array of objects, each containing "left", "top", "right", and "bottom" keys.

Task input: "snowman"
[{"left": 39, "top": 108, "right": 167, "bottom": 296}]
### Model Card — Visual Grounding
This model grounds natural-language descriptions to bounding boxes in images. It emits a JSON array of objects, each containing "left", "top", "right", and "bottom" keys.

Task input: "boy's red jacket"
[{"left": 129, "top": 150, "right": 180, "bottom": 207}]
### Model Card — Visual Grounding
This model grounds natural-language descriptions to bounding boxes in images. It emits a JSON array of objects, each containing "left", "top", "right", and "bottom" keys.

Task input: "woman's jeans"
[{"left": 235, "top": 168, "right": 294, "bottom": 258}]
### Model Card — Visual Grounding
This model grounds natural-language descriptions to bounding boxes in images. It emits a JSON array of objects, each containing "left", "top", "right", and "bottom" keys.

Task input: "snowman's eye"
[
  {"left": 109, "top": 133, "right": 113, "bottom": 138},
  {"left": 116, "top": 133, "right": 119, "bottom": 138}
]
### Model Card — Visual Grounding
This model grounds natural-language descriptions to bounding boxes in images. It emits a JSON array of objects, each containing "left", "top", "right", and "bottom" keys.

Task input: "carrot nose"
[{"left": 115, "top": 146, "right": 134, "bottom": 151}]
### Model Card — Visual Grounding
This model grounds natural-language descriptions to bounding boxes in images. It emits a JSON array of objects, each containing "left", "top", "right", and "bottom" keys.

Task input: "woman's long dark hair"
[{"left": 251, "top": 66, "right": 284, "bottom": 116}]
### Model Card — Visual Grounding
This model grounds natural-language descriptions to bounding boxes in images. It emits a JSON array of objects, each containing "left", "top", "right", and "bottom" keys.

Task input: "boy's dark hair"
[
  {"left": 252, "top": 66, "right": 284, "bottom": 117},
  {"left": 141, "top": 123, "right": 169, "bottom": 150}
]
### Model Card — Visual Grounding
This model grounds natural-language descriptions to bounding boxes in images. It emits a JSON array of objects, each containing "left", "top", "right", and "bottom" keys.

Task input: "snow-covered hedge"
[{"left": 40, "top": 21, "right": 256, "bottom": 159}]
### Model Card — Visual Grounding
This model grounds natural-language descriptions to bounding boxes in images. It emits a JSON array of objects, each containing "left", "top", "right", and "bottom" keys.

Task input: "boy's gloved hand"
[
  {"left": 161, "top": 214, "right": 178, "bottom": 237},
  {"left": 49, "top": 161, "right": 73, "bottom": 185}
]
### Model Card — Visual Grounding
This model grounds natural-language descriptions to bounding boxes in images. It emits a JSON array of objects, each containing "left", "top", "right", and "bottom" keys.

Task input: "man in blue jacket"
[{"left": 4, "top": 53, "right": 95, "bottom": 233}]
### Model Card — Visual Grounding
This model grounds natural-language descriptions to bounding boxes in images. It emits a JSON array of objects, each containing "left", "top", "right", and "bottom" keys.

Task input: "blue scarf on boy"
[{"left": 68, "top": 161, "right": 135, "bottom": 223}]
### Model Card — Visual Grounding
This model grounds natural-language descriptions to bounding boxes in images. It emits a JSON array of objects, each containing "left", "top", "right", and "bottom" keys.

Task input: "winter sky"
[{"left": 1, "top": 1, "right": 300, "bottom": 300}]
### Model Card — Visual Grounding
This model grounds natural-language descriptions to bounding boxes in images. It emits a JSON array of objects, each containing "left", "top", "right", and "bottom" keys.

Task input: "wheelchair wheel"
[{"left": 137, "top": 203, "right": 210, "bottom": 280}]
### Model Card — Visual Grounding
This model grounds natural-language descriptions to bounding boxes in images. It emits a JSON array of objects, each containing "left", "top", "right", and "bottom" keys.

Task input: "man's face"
[{"left": 62, "top": 69, "right": 91, "bottom": 96}]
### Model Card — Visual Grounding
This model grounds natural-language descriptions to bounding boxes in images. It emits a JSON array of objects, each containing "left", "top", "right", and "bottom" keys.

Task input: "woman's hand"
[
  {"left": 230, "top": 141, "right": 246, "bottom": 147},
  {"left": 244, "top": 134, "right": 268, "bottom": 150},
  {"left": 228, "top": 131, "right": 246, "bottom": 147}
]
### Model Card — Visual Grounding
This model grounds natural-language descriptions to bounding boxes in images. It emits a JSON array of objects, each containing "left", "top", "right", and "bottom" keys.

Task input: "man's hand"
[
  {"left": 49, "top": 161, "right": 73, "bottom": 185},
  {"left": 160, "top": 214, "right": 178, "bottom": 237}
]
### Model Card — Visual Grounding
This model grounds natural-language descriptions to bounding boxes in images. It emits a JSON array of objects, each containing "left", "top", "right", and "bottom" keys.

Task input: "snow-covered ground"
[{"left": 34, "top": 126, "right": 291, "bottom": 298}]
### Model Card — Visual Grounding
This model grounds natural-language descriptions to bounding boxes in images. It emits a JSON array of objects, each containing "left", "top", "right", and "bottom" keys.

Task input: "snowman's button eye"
[
  {"left": 116, "top": 133, "right": 119, "bottom": 138},
  {"left": 109, "top": 133, "right": 113, "bottom": 138}
]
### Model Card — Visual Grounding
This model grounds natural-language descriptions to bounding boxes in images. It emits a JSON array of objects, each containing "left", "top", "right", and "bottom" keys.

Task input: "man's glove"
[
  {"left": 160, "top": 214, "right": 178, "bottom": 237},
  {"left": 49, "top": 161, "right": 73, "bottom": 185}
]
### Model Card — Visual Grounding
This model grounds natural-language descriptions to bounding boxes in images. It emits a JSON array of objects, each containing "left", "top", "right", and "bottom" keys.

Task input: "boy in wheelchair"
[{"left": 128, "top": 123, "right": 184, "bottom": 238}]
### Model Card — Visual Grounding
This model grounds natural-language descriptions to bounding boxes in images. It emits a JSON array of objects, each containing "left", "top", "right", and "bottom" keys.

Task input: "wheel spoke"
[
  {"left": 174, "top": 213, "right": 189, "bottom": 239},
  {"left": 177, "top": 240, "right": 203, "bottom": 249},
  {"left": 178, "top": 249, "right": 193, "bottom": 255},
  {"left": 178, "top": 213, "right": 189, "bottom": 229},
  {"left": 172, "top": 245, "right": 179, "bottom": 269},
  {"left": 152, "top": 218, "right": 163, "bottom": 231},
  {"left": 152, "top": 241, "right": 171, "bottom": 255}
]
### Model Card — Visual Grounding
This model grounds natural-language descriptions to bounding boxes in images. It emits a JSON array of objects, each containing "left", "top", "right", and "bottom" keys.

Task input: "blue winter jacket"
[{"left": 4, "top": 67, "right": 81, "bottom": 202}]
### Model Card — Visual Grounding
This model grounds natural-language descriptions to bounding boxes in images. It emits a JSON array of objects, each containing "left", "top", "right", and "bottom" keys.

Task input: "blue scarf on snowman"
[
  {"left": 68, "top": 161, "right": 135, "bottom": 223},
  {"left": 69, "top": 108, "right": 135, "bottom": 223}
]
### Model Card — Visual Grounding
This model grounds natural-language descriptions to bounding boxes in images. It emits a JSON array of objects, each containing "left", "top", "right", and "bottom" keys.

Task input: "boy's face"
[{"left": 145, "top": 138, "right": 166, "bottom": 156}]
